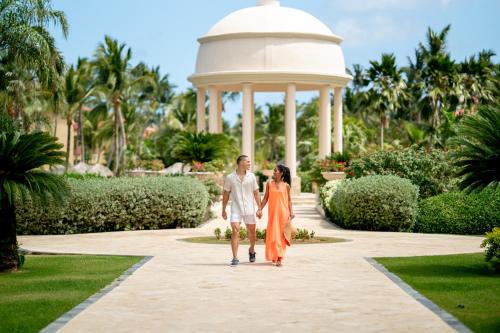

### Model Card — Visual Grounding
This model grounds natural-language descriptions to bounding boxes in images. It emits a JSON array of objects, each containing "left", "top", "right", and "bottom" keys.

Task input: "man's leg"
[
  {"left": 230, "top": 222, "right": 241, "bottom": 260},
  {"left": 246, "top": 223, "right": 256, "bottom": 254}
]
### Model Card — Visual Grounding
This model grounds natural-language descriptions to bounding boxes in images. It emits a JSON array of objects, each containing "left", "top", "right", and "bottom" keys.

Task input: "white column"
[
  {"left": 333, "top": 87, "right": 343, "bottom": 153},
  {"left": 196, "top": 87, "right": 206, "bottom": 133},
  {"left": 251, "top": 91, "right": 255, "bottom": 170},
  {"left": 217, "top": 91, "right": 223, "bottom": 133},
  {"left": 319, "top": 86, "right": 331, "bottom": 158},
  {"left": 242, "top": 84, "right": 253, "bottom": 158},
  {"left": 285, "top": 84, "right": 297, "bottom": 178},
  {"left": 208, "top": 87, "right": 219, "bottom": 133}
]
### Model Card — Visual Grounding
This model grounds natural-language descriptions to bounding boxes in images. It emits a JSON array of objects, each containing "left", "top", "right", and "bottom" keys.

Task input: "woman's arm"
[
  {"left": 287, "top": 184, "right": 294, "bottom": 219},
  {"left": 260, "top": 182, "right": 270, "bottom": 210}
]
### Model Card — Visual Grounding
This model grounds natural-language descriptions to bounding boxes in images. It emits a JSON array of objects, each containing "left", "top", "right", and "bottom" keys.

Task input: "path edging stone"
[
  {"left": 40, "top": 255, "right": 153, "bottom": 333},
  {"left": 365, "top": 257, "right": 472, "bottom": 333}
]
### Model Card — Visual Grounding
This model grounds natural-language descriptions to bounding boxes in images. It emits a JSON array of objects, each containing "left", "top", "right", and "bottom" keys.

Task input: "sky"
[{"left": 51, "top": 0, "right": 500, "bottom": 125}]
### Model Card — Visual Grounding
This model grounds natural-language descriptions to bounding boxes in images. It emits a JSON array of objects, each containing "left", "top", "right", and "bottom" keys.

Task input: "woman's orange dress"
[{"left": 265, "top": 181, "right": 290, "bottom": 262}]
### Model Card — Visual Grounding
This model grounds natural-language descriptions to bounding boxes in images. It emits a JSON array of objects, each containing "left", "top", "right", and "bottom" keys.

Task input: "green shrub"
[
  {"left": 64, "top": 172, "right": 104, "bottom": 180},
  {"left": 332, "top": 175, "right": 419, "bottom": 231},
  {"left": 320, "top": 180, "right": 344, "bottom": 222},
  {"left": 202, "top": 179, "right": 222, "bottom": 204},
  {"left": 414, "top": 188, "right": 500, "bottom": 235},
  {"left": 214, "top": 227, "right": 222, "bottom": 240},
  {"left": 347, "top": 146, "right": 458, "bottom": 198},
  {"left": 319, "top": 180, "right": 343, "bottom": 210},
  {"left": 239, "top": 228, "right": 248, "bottom": 240},
  {"left": 481, "top": 227, "right": 500, "bottom": 271},
  {"left": 16, "top": 176, "right": 210, "bottom": 235},
  {"left": 224, "top": 227, "right": 232, "bottom": 240},
  {"left": 136, "top": 159, "right": 165, "bottom": 171},
  {"left": 256, "top": 228, "right": 266, "bottom": 240}
]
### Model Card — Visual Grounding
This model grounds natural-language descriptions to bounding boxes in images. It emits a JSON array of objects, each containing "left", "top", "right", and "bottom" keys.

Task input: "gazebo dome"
[{"left": 188, "top": 0, "right": 351, "bottom": 91}]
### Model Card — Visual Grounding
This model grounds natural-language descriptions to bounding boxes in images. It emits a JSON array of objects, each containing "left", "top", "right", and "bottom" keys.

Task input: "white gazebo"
[{"left": 188, "top": 0, "right": 351, "bottom": 193}]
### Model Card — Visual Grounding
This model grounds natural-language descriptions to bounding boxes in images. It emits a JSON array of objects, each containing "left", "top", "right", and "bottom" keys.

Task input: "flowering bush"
[
  {"left": 136, "top": 159, "right": 165, "bottom": 171},
  {"left": 191, "top": 159, "right": 225, "bottom": 172}
]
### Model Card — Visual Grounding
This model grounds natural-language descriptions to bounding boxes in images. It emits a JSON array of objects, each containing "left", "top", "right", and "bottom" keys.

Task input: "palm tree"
[
  {"left": 458, "top": 49, "right": 496, "bottom": 115},
  {"left": 0, "top": 0, "right": 68, "bottom": 121},
  {"left": 94, "top": 36, "right": 151, "bottom": 175},
  {"left": 452, "top": 105, "right": 500, "bottom": 192},
  {"left": 170, "top": 131, "right": 234, "bottom": 164},
  {"left": 417, "top": 25, "right": 457, "bottom": 143},
  {"left": 0, "top": 114, "right": 69, "bottom": 272},
  {"left": 62, "top": 58, "right": 95, "bottom": 168},
  {"left": 367, "top": 53, "right": 407, "bottom": 149}
]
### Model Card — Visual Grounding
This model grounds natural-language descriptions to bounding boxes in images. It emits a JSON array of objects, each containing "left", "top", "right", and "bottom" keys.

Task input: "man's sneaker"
[
  {"left": 249, "top": 250, "right": 256, "bottom": 263},
  {"left": 230, "top": 258, "right": 239, "bottom": 266}
]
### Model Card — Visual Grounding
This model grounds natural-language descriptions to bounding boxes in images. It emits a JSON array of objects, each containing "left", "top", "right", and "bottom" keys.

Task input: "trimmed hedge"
[
  {"left": 330, "top": 175, "right": 419, "bottom": 231},
  {"left": 319, "top": 180, "right": 343, "bottom": 220},
  {"left": 347, "top": 146, "right": 458, "bottom": 199},
  {"left": 16, "top": 176, "right": 210, "bottom": 235},
  {"left": 414, "top": 188, "right": 500, "bottom": 235}
]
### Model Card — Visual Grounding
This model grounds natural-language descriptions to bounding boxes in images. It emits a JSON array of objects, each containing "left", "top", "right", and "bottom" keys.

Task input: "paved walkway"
[{"left": 18, "top": 199, "right": 482, "bottom": 333}]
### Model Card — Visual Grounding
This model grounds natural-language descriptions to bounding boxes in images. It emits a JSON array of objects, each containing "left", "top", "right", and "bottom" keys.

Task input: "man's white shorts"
[{"left": 230, "top": 214, "right": 256, "bottom": 225}]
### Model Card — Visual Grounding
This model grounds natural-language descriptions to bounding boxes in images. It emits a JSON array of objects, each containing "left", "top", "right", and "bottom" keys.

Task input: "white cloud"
[{"left": 335, "top": 16, "right": 410, "bottom": 47}]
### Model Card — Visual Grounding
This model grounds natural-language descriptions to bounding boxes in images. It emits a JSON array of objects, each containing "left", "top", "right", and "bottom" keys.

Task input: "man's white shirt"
[{"left": 224, "top": 171, "right": 259, "bottom": 216}]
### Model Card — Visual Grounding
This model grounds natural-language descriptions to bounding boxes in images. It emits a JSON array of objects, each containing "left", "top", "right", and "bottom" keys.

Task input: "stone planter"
[{"left": 321, "top": 171, "right": 346, "bottom": 181}]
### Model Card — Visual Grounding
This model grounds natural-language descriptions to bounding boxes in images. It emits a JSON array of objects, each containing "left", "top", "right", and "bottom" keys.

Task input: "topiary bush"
[
  {"left": 16, "top": 176, "right": 210, "bottom": 235},
  {"left": 414, "top": 188, "right": 500, "bottom": 235},
  {"left": 319, "top": 180, "right": 343, "bottom": 221},
  {"left": 346, "top": 146, "right": 457, "bottom": 198},
  {"left": 331, "top": 175, "right": 419, "bottom": 231}
]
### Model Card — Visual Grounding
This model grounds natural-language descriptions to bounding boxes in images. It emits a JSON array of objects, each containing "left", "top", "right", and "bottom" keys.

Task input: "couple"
[{"left": 222, "top": 155, "right": 294, "bottom": 267}]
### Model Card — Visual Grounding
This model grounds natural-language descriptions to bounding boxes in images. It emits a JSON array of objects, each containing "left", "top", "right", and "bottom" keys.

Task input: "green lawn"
[
  {"left": 0, "top": 255, "right": 143, "bottom": 333},
  {"left": 376, "top": 253, "right": 500, "bottom": 333}
]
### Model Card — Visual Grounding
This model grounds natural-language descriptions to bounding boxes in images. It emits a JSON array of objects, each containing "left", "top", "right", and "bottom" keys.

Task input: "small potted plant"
[{"left": 319, "top": 152, "right": 350, "bottom": 181}]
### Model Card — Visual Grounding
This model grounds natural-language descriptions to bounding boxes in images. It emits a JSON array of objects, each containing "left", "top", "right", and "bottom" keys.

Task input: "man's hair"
[{"left": 236, "top": 155, "right": 249, "bottom": 165}]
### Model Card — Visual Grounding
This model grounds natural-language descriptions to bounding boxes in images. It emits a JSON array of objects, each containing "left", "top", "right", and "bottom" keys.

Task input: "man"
[{"left": 222, "top": 155, "right": 263, "bottom": 266}]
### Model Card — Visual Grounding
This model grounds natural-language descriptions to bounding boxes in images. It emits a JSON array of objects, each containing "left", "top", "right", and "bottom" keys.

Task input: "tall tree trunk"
[
  {"left": 53, "top": 114, "right": 58, "bottom": 137},
  {"left": 78, "top": 107, "right": 86, "bottom": 163},
  {"left": 118, "top": 107, "right": 127, "bottom": 175},
  {"left": 65, "top": 115, "right": 72, "bottom": 171},
  {"left": 0, "top": 197, "right": 19, "bottom": 272},
  {"left": 380, "top": 115, "right": 385, "bottom": 150},
  {"left": 113, "top": 117, "right": 119, "bottom": 175}
]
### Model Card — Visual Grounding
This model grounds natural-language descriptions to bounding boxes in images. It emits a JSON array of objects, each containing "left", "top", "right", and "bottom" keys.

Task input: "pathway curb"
[
  {"left": 40, "top": 255, "right": 153, "bottom": 333},
  {"left": 365, "top": 257, "right": 473, "bottom": 333}
]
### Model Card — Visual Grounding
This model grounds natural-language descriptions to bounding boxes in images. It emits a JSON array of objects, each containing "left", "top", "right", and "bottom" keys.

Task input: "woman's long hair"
[{"left": 276, "top": 164, "right": 291, "bottom": 187}]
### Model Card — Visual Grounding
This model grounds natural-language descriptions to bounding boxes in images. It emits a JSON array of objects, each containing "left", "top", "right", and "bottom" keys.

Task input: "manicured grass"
[
  {"left": 181, "top": 236, "right": 346, "bottom": 245},
  {"left": 0, "top": 255, "right": 143, "bottom": 333},
  {"left": 376, "top": 253, "right": 500, "bottom": 333}
]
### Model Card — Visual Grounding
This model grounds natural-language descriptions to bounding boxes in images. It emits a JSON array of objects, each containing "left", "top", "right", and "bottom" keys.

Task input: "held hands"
[
  {"left": 222, "top": 210, "right": 227, "bottom": 220},
  {"left": 256, "top": 209, "right": 263, "bottom": 219}
]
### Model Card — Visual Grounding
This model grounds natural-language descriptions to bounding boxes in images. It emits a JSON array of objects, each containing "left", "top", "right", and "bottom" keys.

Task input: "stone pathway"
[{"left": 19, "top": 197, "right": 482, "bottom": 333}]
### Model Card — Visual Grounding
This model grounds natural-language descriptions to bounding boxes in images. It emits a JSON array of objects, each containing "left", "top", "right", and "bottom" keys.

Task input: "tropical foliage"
[{"left": 0, "top": 114, "right": 69, "bottom": 271}]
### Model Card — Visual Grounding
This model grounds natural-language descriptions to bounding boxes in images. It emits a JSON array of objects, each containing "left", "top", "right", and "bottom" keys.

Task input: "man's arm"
[
  {"left": 222, "top": 190, "right": 230, "bottom": 220},
  {"left": 254, "top": 190, "right": 262, "bottom": 218}
]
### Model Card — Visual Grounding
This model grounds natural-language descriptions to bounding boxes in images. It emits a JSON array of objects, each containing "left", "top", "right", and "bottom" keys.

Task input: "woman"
[{"left": 260, "top": 164, "right": 294, "bottom": 266}]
